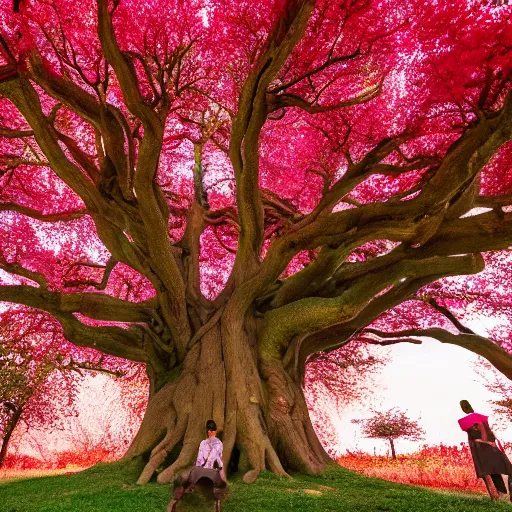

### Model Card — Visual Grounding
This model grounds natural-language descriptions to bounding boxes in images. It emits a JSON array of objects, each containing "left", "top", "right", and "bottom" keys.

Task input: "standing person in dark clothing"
[
  {"left": 459, "top": 400, "right": 512, "bottom": 501},
  {"left": 168, "top": 420, "right": 227, "bottom": 512}
]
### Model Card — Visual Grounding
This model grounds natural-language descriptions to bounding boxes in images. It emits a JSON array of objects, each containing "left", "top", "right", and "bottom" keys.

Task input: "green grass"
[{"left": 0, "top": 460, "right": 510, "bottom": 512}]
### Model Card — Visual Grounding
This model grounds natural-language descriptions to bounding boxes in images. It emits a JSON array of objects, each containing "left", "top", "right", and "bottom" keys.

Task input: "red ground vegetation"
[
  {"left": 338, "top": 443, "right": 512, "bottom": 495},
  {"left": 4, "top": 442, "right": 512, "bottom": 497},
  {"left": 1, "top": 446, "right": 118, "bottom": 470}
]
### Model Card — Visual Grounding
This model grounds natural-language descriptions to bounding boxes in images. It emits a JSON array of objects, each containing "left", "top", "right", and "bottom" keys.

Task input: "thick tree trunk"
[
  {"left": 0, "top": 406, "right": 22, "bottom": 468},
  {"left": 122, "top": 311, "right": 330, "bottom": 484}
]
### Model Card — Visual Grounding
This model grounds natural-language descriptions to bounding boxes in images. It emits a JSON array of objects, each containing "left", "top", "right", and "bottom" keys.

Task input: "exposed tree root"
[{"left": 123, "top": 317, "right": 329, "bottom": 485}]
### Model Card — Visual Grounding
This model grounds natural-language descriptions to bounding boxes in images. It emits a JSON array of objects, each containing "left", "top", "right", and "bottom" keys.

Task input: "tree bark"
[
  {"left": 122, "top": 310, "right": 330, "bottom": 484},
  {"left": 389, "top": 438, "right": 396, "bottom": 460},
  {"left": 0, "top": 406, "right": 22, "bottom": 468}
]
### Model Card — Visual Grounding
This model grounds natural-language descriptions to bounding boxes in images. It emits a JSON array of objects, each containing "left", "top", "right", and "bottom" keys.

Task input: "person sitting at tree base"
[
  {"left": 168, "top": 419, "right": 228, "bottom": 512},
  {"left": 459, "top": 400, "right": 512, "bottom": 502}
]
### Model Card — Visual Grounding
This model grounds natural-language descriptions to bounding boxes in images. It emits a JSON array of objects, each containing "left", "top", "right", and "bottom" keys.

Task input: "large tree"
[{"left": 0, "top": 0, "right": 511, "bottom": 484}]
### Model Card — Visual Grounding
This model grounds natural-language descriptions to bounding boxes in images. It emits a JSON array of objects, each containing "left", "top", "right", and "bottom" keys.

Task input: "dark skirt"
[
  {"left": 469, "top": 441, "right": 512, "bottom": 478},
  {"left": 173, "top": 466, "right": 227, "bottom": 501}
]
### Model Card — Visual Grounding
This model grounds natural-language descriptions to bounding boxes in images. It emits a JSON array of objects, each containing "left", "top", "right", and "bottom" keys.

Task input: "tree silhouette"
[
  {"left": 0, "top": 0, "right": 510, "bottom": 484},
  {"left": 353, "top": 408, "right": 425, "bottom": 459}
]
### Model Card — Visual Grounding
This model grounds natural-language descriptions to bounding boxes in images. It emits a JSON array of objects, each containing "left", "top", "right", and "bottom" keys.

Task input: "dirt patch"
[
  {"left": 121, "top": 483, "right": 139, "bottom": 490},
  {"left": 316, "top": 485, "right": 336, "bottom": 492},
  {"left": 285, "top": 488, "right": 325, "bottom": 496}
]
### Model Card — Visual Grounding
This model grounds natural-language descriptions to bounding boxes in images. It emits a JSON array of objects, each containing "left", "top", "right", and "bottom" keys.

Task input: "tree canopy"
[{"left": 0, "top": 0, "right": 511, "bottom": 484}]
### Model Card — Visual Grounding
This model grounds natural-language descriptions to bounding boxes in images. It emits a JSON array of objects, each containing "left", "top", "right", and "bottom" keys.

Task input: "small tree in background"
[
  {"left": 0, "top": 311, "right": 77, "bottom": 467},
  {"left": 353, "top": 408, "right": 425, "bottom": 459}
]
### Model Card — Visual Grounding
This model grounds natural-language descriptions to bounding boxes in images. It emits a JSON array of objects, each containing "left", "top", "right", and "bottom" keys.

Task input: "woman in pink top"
[{"left": 459, "top": 400, "right": 512, "bottom": 501}]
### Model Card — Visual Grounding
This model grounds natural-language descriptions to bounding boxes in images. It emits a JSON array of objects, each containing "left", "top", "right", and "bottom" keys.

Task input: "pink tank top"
[{"left": 458, "top": 412, "right": 488, "bottom": 431}]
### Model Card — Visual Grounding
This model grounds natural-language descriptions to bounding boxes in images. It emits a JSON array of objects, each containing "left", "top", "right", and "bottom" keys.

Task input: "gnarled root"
[
  {"left": 129, "top": 325, "right": 227, "bottom": 484},
  {"left": 260, "top": 359, "right": 330, "bottom": 474},
  {"left": 123, "top": 317, "right": 331, "bottom": 485}
]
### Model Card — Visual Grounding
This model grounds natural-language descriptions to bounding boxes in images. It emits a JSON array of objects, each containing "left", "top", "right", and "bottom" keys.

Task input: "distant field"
[{"left": 338, "top": 443, "right": 510, "bottom": 495}]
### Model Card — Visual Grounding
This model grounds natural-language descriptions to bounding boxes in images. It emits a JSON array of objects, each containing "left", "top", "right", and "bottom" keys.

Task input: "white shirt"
[{"left": 195, "top": 437, "right": 223, "bottom": 469}]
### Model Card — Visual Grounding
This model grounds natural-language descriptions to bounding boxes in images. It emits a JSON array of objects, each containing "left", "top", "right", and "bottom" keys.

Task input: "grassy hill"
[{"left": 0, "top": 460, "right": 510, "bottom": 512}]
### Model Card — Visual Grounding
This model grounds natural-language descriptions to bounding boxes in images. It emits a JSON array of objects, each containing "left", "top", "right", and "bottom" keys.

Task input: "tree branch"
[
  {"left": 27, "top": 51, "right": 135, "bottom": 202},
  {"left": 229, "top": 0, "right": 315, "bottom": 277},
  {"left": 97, "top": 0, "right": 190, "bottom": 359},
  {"left": 0, "top": 286, "right": 147, "bottom": 362},
  {"left": 269, "top": 47, "right": 362, "bottom": 94},
  {"left": 0, "top": 260, "right": 48, "bottom": 289},
  {"left": 97, "top": 0, "right": 163, "bottom": 128},
  {"left": 293, "top": 275, "right": 447, "bottom": 375},
  {"left": 0, "top": 77, "right": 104, "bottom": 213},
  {"left": 253, "top": 95, "right": 512, "bottom": 311},
  {"left": 476, "top": 195, "right": 512, "bottom": 209},
  {"left": 366, "top": 328, "right": 512, "bottom": 380},
  {"left": 64, "top": 257, "right": 117, "bottom": 290},
  {"left": 325, "top": 209, "right": 512, "bottom": 293},
  {"left": 0, "top": 285, "right": 153, "bottom": 323},
  {"left": 0, "top": 156, "right": 49, "bottom": 169},
  {"left": 270, "top": 79, "right": 382, "bottom": 114},
  {"left": 0, "top": 203, "right": 88, "bottom": 222},
  {"left": 260, "top": 253, "right": 483, "bottom": 361},
  {"left": 0, "top": 127, "right": 33, "bottom": 138},
  {"left": 423, "top": 298, "right": 475, "bottom": 334}
]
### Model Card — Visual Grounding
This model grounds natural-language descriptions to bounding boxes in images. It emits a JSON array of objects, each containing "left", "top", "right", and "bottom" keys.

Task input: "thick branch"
[
  {"left": 59, "top": 292, "right": 155, "bottom": 324},
  {"left": 97, "top": 0, "right": 190, "bottom": 357},
  {"left": 0, "top": 285, "right": 153, "bottom": 323},
  {"left": 264, "top": 93, "right": 512, "bottom": 296},
  {"left": 0, "top": 77, "right": 104, "bottom": 213},
  {"left": 0, "top": 261, "right": 48, "bottom": 289},
  {"left": 476, "top": 195, "right": 512, "bottom": 209},
  {"left": 0, "top": 286, "right": 147, "bottom": 361},
  {"left": 230, "top": 0, "right": 315, "bottom": 277},
  {"left": 27, "top": 52, "right": 135, "bottom": 202},
  {"left": 27, "top": 53, "right": 102, "bottom": 126},
  {"left": 327, "top": 210, "right": 512, "bottom": 291},
  {"left": 260, "top": 253, "right": 483, "bottom": 360},
  {"left": 293, "top": 275, "right": 448, "bottom": 375},
  {"left": 0, "top": 77, "right": 154, "bottom": 281},
  {"left": 97, "top": 0, "right": 162, "bottom": 128}
]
